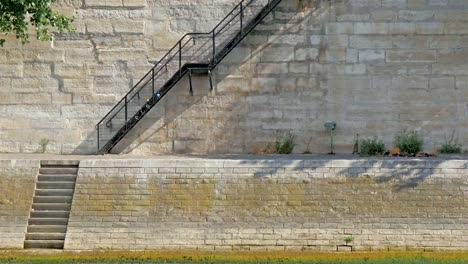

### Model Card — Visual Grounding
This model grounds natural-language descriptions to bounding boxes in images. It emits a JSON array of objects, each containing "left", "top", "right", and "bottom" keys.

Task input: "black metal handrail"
[
  {"left": 96, "top": 33, "right": 212, "bottom": 126},
  {"left": 96, "top": 0, "right": 281, "bottom": 153}
]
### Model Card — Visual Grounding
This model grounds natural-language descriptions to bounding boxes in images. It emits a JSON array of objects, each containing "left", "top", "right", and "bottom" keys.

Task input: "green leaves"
[{"left": 0, "top": 0, "right": 74, "bottom": 46}]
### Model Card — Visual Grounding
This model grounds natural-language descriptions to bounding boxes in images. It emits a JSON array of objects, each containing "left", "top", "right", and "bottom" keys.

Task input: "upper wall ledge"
[{"left": 0, "top": 154, "right": 465, "bottom": 170}]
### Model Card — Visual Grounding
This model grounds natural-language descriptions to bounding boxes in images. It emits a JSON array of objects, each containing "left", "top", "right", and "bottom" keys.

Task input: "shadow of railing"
[{"left": 196, "top": 155, "right": 467, "bottom": 191}]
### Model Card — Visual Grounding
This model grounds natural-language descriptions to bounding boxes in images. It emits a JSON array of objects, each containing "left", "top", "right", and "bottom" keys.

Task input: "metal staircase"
[{"left": 96, "top": 0, "right": 283, "bottom": 154}]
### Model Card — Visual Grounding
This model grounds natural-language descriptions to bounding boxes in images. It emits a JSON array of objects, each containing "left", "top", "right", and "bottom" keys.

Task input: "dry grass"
[{"left": 0, "top": 250, "right": 468, "bottom": 263}]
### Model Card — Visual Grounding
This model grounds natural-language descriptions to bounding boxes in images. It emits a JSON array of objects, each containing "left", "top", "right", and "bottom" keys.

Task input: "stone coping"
[{"left": 0, "top": 154, "right": 465, "bottom": 169}]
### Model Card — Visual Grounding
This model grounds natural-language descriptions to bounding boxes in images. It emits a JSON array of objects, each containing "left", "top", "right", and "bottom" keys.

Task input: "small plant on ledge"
[
  {"left": 275, "top": 132, "right": 296, "bottom": 154},
  {"left": 359, "top": 137, "right": 386, "bottom": 157},
  {"left": 394, "top": 130, "right": 424, "bottom": 155},
  {"left": 303, "top": 137, "right": 313, "bottom": 154},
  {"left": 439, "top": 131, "right": 462, "bottom": 154},
  {"left": 38, "top": 138, "right": 50, "bottom": 153}
]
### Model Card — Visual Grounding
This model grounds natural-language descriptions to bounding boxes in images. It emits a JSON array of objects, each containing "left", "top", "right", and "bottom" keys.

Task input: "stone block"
[
  {"left": 0, "top": 93, "right": 51, "bottom": 105},
  {"left": 55, "top": 64, "right": 87, "bottom": 78},
  {"left": 86, "top": 21, "right": 113, "bottom": 34},
  {"left": 319, "top": 48, "right": 346, "bottom": 63},
  {"left": 399, "top": 11, "right": 434, "bottom": 21},
  {"left": 62, "top": 78, "right": 93, "bottom": 94},
  {"left": 256, "top": 63, "right": 288, "bottom": 74},
  {"left": 87, "top": 64, "right": 115, "bottom": 77},
  {"left": 0, "top": 64, "right": 23, "bottom": 77},
  {"left": 259, "top": 47, "right": 294, "bottom": 62},
  {"left": 123, "top": 0, "right": 147, "bottom": 8},
  {"left": 24, "top": 50, "right": 65, "bottom": 62},
  {"left": 268, "top": 34, "right": 305, "bottom": 45},
  {"left": 354, "top": 23, "right": 389, "bottom": 34},
  {"left": 433, "top": 64, "right": 468, "bottom": 75},
  {"left": 289, "top": 62, "right": 309, "bottom": 74},
  {"left": 11, "top": 78, "right": 59, "bottom": 92},
  {"left": 295, "top": 48, "right": 319, "bottom": 61},
  {"left": 23, "top": 63, "right": 52, "bottom": 77},
  {"left": 325, "top": 23, "right": 354, "bottom": 34},
  {"left": 444, "top": 23, "right": 468, "bottom": 34},
  {"left": 387, "top": 51, "right": 436, "bottom": 63},
  {"left": 359, "top": 50, "right": 385, "bottom": 63},
  {"left": 85, "top": 0, "right": 122, "bottom": 7},
  {"left": 98, "top": 50, "right": 147, "bottom": 62},
  {"left": 350, "top": 36, "right": 392, "bottom": 49},
  {"left": 113, "top": 21, "right": 145, "bottom": 34},
  {"left": 52, "top": 93, "right": 73, "bottom": 105}
]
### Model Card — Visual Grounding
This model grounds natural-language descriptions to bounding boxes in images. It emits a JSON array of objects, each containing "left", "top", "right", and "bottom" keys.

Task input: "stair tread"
[
  {"left": 38, "top": 174, "right": 77, "bottom": 176},
  {"left": 29, "top": 218, "right": 69, "bottom": 220},
  {"left": 31, "top": 210, "right": 69, "bottom": 212},
  {"left": 33, "top": 202, "right": 71, "bottom": 204},
  {"left": 34, "top": 195, "right": 72, "bottom": 197},
  {"left": 25, "top": 240, "right": 65, "bottom": 242},
  {"left": 24, "top": 240, "right": 66, "bottom": 248},
  {"left": 37, "top": 181, "right": 76, "bottom": 183},
  {"left": 26, "top": 232, "right": 66, "bottom": 235}
]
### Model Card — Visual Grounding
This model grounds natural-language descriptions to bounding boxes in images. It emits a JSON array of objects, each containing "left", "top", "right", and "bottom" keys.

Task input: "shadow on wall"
[
  {"left": 72, "top": 1, "right": 323, "bottom": 155},
  {"left": 225, "top": 156, "right": 467, "bottom": 191}
]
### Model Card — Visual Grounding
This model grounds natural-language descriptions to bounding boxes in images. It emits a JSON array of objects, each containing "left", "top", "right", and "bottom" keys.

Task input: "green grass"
[{"left": 1, "top": 251, "right": 468, "bottom": 264}]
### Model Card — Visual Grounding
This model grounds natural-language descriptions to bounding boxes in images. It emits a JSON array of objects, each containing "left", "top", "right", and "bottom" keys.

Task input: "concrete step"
[
  {"left": 31, "top": 211, "right": 69, "bottom": 218},
  {"left": 36, "top": 189, "right": 74, "bottom": 196},
  {"left": 38, "top": 175, "right": 77, "bottom": 182},
  {"left": 28, "top": 218, "right": 68, "bottom": 226},
  {"left": 26, "top": 233, "right": 66, "bottom": 240},
  {"left": 33, "top": 196, "right": 72, "bottom": 204},
  {"left": 40, "top": 160, "right": 79, "bottom": 167},
  {"left": 24, "top": 240, "right": 64, "bottom": 249},
  {"left": 39, "top": 168, "right": 78, "bottom": 175},
  {"left": 36, "top": 181, "right": 75, "bottom": 189},
  {"left": 27, "top": 225, "right": 67, "bottom": 233},
  {"left": 32, "top": 203, "right": 71, "bottom": 211}
]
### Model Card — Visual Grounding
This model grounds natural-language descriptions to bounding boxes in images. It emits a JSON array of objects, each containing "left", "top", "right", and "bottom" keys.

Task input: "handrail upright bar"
[
  {"left": 179, "top": 41, "right": 182, "bottom": 69},
  {"left": 97, "top": 125, "right": 100, "bottom": 153},
  {"left": 240, "top": 1, "right": 244, "bottom": 33},
  {"left": 212, "top": 31, "right": 216, "bottom": 63},
  {"left": 125, "top": 96, "right": 128, "bottom": 123}
]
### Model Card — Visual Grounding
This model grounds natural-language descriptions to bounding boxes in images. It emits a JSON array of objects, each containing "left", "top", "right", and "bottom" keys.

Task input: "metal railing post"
[
  {"left": 97, "top": 125, "right": 100, "bottom": 153},
  {"left": 152, "top": 69, "right": 155, "bottom": 96},
  {"left": 179, "top": 41, "right": 182, "bottom": 69},
  {"left": 240, "top": 1, "right": 244, "bottom": 34},
  {"left": 212, "top": 31, "right": 216, "bottom": 62},
  {"left": 125, "top": 96, "right": 128, "bottom": 123}
]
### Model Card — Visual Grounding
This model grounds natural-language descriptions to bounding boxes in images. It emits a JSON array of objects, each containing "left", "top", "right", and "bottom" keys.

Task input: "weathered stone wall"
[
  {"left": 0, "top": 0, "right": 467, "bottom": 154},
  {"left": 65, "top": 157, "right": 468, "bottom": 251},
  {"left": 0, "top": 160, "right": 38, "bottom": 249}
]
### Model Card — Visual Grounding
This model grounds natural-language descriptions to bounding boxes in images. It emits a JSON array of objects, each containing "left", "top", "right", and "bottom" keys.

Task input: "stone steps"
[
  {"left": 24, "top": 240, "right": 66, "bottom": 249},
  {"left": 24, "top": 160, "right": 79, "bottom": 250}
]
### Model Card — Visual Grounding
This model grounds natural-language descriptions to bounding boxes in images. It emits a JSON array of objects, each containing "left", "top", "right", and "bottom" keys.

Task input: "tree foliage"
[{"left": 0, "top": 0, "right": 74, "bottom": 46}]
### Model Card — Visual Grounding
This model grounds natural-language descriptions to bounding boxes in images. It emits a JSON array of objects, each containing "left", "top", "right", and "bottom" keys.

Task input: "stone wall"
[
  {"left": 0, "top": 0, "right": 467, "bottom": 154},
  {"left": 65, "top": 157, "right": 468, "bottom": 251},
  {"left": 0, "top": 160, "right": 38, "bottom": 249}
]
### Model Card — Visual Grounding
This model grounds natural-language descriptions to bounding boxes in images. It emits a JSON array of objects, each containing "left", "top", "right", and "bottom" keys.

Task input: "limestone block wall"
[
  {"left": 0, "top": 160, "right": 38, "bottom": 249},
  {"left": 0, "top": 0, "right": 467, "bottom": 154},
  {"left": 65, "top": 157, "right": 468, "bottom": 251}
]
